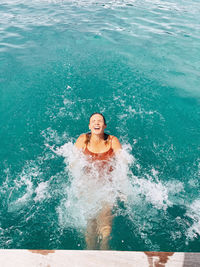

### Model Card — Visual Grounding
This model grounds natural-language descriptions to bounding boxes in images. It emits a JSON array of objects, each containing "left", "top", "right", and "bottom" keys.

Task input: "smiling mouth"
[{"left": 94, "top": 127, "right": 100, "bottom": 130}]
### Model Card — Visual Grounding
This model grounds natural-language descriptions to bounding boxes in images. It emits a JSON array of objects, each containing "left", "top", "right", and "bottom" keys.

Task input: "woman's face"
[{"left": 89, "top": 114, "right": 106, "bottom": 135}]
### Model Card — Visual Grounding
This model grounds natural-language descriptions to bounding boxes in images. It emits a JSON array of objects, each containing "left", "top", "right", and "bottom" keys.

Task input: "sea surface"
[{"left": 0, "top": 0, "right": 200, "bottom": 251}]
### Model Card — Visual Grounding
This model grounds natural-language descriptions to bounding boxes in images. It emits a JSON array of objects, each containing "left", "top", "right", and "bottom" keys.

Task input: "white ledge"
[{"left": 0, "top": 249, "right": 199, "bottom": 267}]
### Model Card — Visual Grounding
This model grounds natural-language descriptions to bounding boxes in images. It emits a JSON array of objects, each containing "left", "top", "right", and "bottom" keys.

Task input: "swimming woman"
[{"left": 75, "top": 113, "right": 121, "bottom": 250}]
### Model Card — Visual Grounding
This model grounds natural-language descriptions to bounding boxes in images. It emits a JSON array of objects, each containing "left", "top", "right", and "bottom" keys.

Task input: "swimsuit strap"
[
  {"left": 109, "top": 135, "right": 113, "bottom": 149},
  {"left": 85, "top": 134, "right": 113, "bottom": 152},
  {"left": 85, "top": 133, "right": 91, "bottom": 149}
]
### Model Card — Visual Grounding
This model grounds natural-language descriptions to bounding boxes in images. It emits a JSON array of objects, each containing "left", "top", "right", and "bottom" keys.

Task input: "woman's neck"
[{"left": 90, "top": 133, "right": 104, "bottom": 144}]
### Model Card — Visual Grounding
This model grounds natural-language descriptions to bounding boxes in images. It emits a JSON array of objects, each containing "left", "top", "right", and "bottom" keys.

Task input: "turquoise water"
[{"left": 0, "top": 0, "right": 200, "bottom": 251}]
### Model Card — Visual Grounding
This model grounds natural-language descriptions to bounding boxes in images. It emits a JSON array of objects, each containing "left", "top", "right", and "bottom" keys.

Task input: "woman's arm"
[
  {"left": 112, "top": 136, "right": 122, "bottom": 153},
  {"left": 74, "top": 134, "right": 86, "bottom": 150}
]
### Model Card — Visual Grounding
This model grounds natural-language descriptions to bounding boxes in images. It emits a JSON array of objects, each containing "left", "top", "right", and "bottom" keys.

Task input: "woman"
[{"left": 75, "top": 113, "right": 121, "bottom": 250}]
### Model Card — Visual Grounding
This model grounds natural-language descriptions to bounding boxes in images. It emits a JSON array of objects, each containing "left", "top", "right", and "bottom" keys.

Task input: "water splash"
[
  {"left": 186, "top": 199, "right": 200, "bottom": 241},
  {"left": 54, "top": 142, "right": 133, "bottom": 228},
  {"left": 53, "top": 141, "right": 178, "bottom": 235}
]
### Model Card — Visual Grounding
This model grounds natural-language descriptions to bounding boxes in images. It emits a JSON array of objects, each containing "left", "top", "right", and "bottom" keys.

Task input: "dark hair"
[{"left": 89, "top": 112, "right": 106, "bottom": 125}]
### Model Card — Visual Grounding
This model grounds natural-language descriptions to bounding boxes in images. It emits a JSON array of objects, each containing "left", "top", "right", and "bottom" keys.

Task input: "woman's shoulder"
[
  {"left": 75, "top": 133, "right": 87, "bottom": 149},
  {"left": 109, "top": 135, "right": 122, "bottom": 152},
  {"left": 109, "top": 135, "right": 119, "bottom": 141}
]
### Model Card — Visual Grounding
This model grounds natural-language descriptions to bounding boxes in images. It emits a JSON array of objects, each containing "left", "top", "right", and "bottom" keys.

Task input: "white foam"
[
  {"left": 186, "top": 199, "right": 200, "bottom": 240},
  {"left": 55, "top": 142, "right": 135, "bottom": 229},
  {"left": 54, "top": 141, "right": 175, "bottom": 232},
  {"left": 34, "top": 181, "right": 50, "bottom": 202},
  {"left": 7, "top": 164, "right": 36, "bottom": 212},
  {"left": 41, "top": 127, "right": 67, "bottom": 144},
  {"left": 132, "top": 177, "right": 172, "bottom": 210}
]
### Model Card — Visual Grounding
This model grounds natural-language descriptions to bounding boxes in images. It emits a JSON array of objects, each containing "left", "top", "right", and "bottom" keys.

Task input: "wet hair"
[
  {"left": 89, "top": 112, "right": 106, "bottom": 125},
  {"left": 85, "top": 113, "right": 108, "bottom": 145}
]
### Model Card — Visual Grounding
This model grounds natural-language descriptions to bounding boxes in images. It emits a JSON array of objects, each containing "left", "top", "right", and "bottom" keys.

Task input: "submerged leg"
[
  {"left": 85, "top": 219, "right": 98, "bottom": 250},
  {"left": 96, "top": 206, "right": 113, "bottom": 250}
]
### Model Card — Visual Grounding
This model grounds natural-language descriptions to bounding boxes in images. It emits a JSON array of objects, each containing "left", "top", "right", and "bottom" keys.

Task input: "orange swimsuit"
[
  {"left": 84, "top": 135, "right": 114, "bottom": 160},
  {"left": 83, "top": 135, "right": 114, "bottom": 173}
]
